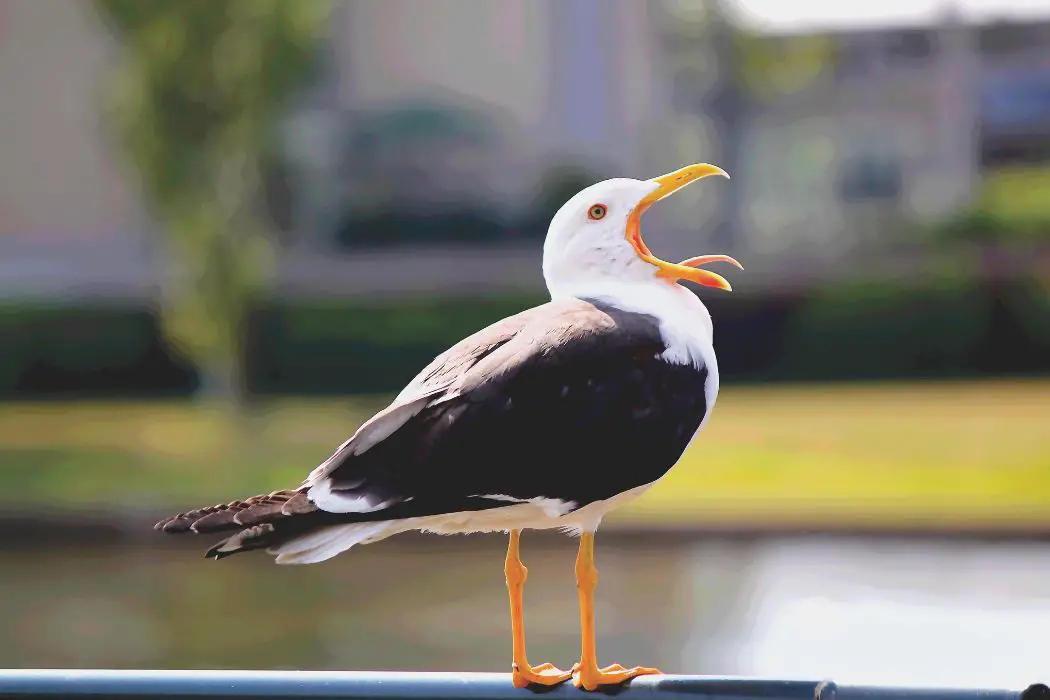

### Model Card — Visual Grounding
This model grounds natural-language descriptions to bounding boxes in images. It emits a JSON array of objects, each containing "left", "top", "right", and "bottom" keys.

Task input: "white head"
[{"left": 542, "top": 163, "right": 742, "bottom": 301}]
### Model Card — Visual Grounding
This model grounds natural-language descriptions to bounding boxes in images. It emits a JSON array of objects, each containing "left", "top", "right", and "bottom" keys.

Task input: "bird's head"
[{"left": 542, "top": 163, "right": 742, "bottom": 299}]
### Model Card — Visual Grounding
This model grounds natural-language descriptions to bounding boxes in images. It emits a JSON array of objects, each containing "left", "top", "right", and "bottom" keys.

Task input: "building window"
[
  {"left": 979, "top": 22, "right": 1047, "bottom": 57},
  {"left": 834, "top": 37, "right": 874, "bottom": 80},
  {"left": 979, "top": 68, "right": 1050, "bottom": 166},
  {"left": 884, "top": 29, "right": 934, "bottom": 64},
  {"left": 837, "top": 153, "right": 902, "bottom": 201}
]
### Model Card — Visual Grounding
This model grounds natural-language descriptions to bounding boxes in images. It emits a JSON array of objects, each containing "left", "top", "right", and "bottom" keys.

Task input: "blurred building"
[
  {"left": 1, "top": 0, "right": 1049, "bottom": 302},
  {"left": 0, "top": 0, "right": 671, "bottom": 301},
  {"left": 733, "top": 17, "right": 983, "bottom": 263},
  {"left": 0, "top": 0, "right": 150, "bottom": 299},
  {"left": 736, "top": 16, "right": 1050, "bottom": 259}
]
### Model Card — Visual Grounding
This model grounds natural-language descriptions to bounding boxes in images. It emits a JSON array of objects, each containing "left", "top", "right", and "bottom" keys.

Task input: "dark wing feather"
[
  {"left": 305, "top": 298, "right": 625, "bottom": 502},
  {"left": 307, "top": 296, "right": 708, "bottom": 517},
  {"left": 301, "top": 303, "right": 541, "bottom": 489}
]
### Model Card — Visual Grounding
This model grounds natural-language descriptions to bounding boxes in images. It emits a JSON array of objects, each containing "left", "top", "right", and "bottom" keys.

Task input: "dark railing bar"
[{"left": 0, "top": 670, "right": 1045, "bottom": 700}]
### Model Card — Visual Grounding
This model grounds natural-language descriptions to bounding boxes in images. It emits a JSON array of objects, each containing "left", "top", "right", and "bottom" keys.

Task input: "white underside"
[{"left": 271, "top": 482, "right": 656, "bottom": 565}]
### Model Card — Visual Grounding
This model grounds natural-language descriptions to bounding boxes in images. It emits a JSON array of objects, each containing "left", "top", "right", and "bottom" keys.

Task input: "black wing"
[{"left": 306, "top": 296, "right": 711, "bottom": 519}]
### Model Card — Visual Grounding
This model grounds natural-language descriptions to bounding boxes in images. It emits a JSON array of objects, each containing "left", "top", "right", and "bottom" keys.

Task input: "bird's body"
[
  {"left": 160, "top": 291, "right": 714, "bottom": 562},
  {"left": 155, "top": 163, "right": 740, "bottom": 691}
]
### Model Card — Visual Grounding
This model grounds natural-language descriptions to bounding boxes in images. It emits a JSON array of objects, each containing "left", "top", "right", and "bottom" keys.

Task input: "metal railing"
[{"left": 0, "top": 671, "right": 1046, "bottom": 700}]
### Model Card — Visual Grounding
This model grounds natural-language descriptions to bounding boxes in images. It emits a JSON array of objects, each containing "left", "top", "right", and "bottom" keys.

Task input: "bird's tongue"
[{"left": 678, "top": 254, "right": 744, "bottom": 269}]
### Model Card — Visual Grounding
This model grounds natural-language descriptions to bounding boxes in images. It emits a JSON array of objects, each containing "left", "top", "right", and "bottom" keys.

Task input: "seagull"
[{"left": 154, "top": 162, "right": 741, "bottom": 691}]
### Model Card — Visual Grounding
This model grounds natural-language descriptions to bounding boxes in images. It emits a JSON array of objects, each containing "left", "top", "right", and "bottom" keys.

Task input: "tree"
[{"left": 94, "top": 0, "right": 331, "bottom": 407}]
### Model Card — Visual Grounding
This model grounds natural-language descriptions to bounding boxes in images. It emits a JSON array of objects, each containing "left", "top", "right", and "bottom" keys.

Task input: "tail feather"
[
  {"left": 155, "top": 487, "right": 413, "bottom": 563},
  {"left": 205, "top": 524, "right": 278, "bottom": 559},
  {"left": 154, "top": 489, "right": 312, "bottom": 535},
  {"left": 155, "top": 488, "right": 345, "bottom": 560}
]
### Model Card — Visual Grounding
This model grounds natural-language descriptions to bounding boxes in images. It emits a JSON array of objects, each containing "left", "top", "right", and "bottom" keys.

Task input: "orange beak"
[{"left": 626, "top": 163, "right": 742, "bottom": 291}]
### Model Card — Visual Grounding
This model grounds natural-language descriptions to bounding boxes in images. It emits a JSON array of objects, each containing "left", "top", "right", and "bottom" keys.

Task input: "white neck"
[{"left": 548, "top": 277, "right": 715, "bottom": 370}]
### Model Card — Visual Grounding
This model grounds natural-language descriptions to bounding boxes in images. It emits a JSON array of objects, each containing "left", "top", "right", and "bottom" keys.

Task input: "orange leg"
[
  {"left": 505, "top": 530, "right": 573, "bottom": 688},
  {"left": 571, "top": 532, "right": 662, "bottom": 691}
]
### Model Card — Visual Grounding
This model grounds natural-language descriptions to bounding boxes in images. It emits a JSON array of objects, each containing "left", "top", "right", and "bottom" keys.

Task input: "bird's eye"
[{"left": 587, "top": 204, "right": 607, "bottom": 221}]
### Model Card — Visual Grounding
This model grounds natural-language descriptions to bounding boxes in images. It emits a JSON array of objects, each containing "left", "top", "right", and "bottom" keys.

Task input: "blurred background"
[{"left": 1, "top": 0, "right": 1049, "bottom": 689}]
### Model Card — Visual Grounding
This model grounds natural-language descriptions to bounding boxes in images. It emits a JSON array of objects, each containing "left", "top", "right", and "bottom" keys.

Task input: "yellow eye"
[{"left": 587, "top": 203, "right": 607, "bottom": 221}]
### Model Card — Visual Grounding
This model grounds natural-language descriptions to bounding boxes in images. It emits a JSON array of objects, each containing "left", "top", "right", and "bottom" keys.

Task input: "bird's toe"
[
  {"left": 571, "top": 663, "right": 662, "bottom": 691},
  {"left": 512, "top": 662, "right": 574, "bottom": 688}
]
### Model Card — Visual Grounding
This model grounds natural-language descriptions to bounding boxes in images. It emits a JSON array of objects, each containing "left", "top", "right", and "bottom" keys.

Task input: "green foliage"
[
  {"left": 0, "top": 303, "right": 194, "bottom": 396},
  {"left": 733, "top": 32, "right": 834, "bottom": 100},
  {"left": 334, "top": 209, "right": 515, "bottom": 249},
  {"left": 928, "top": 208, "right": 1050, "bottom": 246},
  {"left": 977, "top": 165, "right": 1050, "bottom": 231},
  {"left": 777, "top": 275, "right": 991, "bottom": 380},
  {"left": 248, "top": 295, "right": 545, "bottom": 394},
  {"left": 922, "top": 166, "right": 1050, "bottom": 246},
  {"left": 93, "top": 0, "right": 331, "bottom": 402},
  {"left": 1, "top": 279, "right": 1049, "bottom": 400}
]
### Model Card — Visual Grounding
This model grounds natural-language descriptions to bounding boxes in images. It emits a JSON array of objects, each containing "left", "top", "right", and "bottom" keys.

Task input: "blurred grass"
[
  {"left": 1, "top": 379, "right": 1048, "bottom": 530},
  {"left": 980, "top": 165, "right": 1050, "bottom": 225}
]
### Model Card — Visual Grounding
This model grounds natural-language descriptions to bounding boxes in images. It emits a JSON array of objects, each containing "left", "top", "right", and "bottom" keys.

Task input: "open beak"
[{"left": 626, "top": 163, "right": 742, "bottom": 291}]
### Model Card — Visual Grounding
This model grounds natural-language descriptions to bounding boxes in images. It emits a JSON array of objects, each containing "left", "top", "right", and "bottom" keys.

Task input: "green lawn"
[{"left": 1, "top": 379, "right": 1048, "bottom": 531}]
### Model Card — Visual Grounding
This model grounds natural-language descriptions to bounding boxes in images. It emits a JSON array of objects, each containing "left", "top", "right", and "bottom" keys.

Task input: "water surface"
[{"left": 3, "top": 533, "right": 1046, "bottom": 688}]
